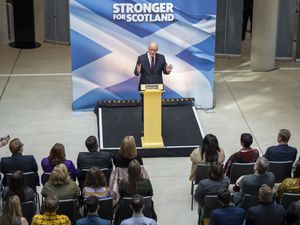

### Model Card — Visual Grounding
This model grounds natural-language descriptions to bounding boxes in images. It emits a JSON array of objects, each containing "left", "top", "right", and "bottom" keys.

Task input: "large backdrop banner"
[{"left": 70, "top": 0, "right": 216, "bottom": 110}]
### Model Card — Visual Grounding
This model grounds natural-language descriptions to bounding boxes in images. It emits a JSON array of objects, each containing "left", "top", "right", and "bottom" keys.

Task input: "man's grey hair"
[
  {"left": 278, "top": 129, "right": 291, "bottom": 143},
  {"left": 255, "top": 157, "right": 269, "bottom": 174}
]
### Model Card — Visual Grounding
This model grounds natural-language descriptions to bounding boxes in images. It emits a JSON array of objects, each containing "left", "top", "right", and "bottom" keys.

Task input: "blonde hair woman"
[
  {"left": 0, "top": 195, "right": 29, "bottom": 225},
  {"left": 41, "top": 163, "right": 80, "bottom": 200},
  {"left": 113, "top": 136, "right": 143, "bottom": 168}
]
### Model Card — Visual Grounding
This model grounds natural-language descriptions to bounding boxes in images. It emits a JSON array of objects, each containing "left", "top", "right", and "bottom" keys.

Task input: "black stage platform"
[{"left": 95, "top": 102, "right": 204, "bottom": 157}]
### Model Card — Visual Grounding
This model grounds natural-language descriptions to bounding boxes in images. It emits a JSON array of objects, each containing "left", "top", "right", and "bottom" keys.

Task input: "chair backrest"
[
  {"left": 120, "top": 196, "right": 153, "bottom": 222},
  {"left": 280, "top": 192, "right": 300, "bottom": 209},
  {"left": 41, "top": 172, "right": 51, "bottom": 186},
  {"left": 5, "top": 171, "right": 38, "bottom": 192},
  {"left": 79, "top": 168, "right": 112, "bottom": 190},
  {"left": 202, "top": 195, "right": 222, "bottom": 218},
  {"left": 195, "top": 164, "right": 209, "bottom": 184},
  {"left": 269, "top": 161, "right": 293, "bottom": 183},
  {"left": 21, "top": 201, "right": 37, "bottom": 224},
  {"left": 241, "top": 194, "right": 259, "bottom": 212},
  {"left": 57, "top": 199, "right": 77, "bottom": 224},
  {"left": 229, "top": 163, "right": 255, "bottom": 184},
  {"left": 84, "top": 197, "right": 113, "bottom": 221}
]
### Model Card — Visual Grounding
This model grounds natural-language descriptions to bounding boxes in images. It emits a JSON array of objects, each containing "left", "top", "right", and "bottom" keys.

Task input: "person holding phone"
[{"left": 0, "top": 135, "right": 10, "bottom": 148}]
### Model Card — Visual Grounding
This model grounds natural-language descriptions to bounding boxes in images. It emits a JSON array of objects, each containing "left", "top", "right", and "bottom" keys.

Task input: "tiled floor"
[{"left": 0, "top": 39, "right": 300, "bottom": 224}]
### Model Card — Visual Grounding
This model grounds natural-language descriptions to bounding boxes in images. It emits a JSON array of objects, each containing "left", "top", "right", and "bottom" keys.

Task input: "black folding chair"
[
  {"left": 191, "top": 164, "right": 209, "bottom": 210},
  {"left": 21, "top": 201, "right": 37, "bottom": 224},
  {"left": 199, "top": 195, "right": 221, "bottom": 225},
  {"left": 269, "top": 161, "right": 293, "bottom": 183},
  {"left": 119, "top": 196, "right": 154, "bottom": 223},
  {"left": 241, "top": 194, "right": 259, "bottom": 212},
  {"left": 229, "top": 162, "right": 255, "bottom": 184},
  {"left": 57, "top": 198, "right": 79, "bottom": 225},
  {"left": 280, "top": 192, "right": 300, "bottom": 209}
]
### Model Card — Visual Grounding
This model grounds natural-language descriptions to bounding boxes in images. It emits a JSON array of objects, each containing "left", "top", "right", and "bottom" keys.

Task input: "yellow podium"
[{"left": 140, "top": 84, "right": 164, "bottom": 148}]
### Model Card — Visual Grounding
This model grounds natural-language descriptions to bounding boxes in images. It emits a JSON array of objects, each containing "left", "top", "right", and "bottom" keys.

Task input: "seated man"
[
  {"left": 245, "top": 184, "right": 286, "bottom": 225},
  {"left": 209, "top": 188, "right": 245, "bottom": 225},
  {"left": 32, "top": 195, "right": 71, "bottom": 225},
  {"left": 77, "top": 135, "right": 112, "bottom": 170},
  {"left": 234, "top": 157, "right": 275, "bottom": 206},
  {"left": 264, "top": 129, "right": 297, "bottom": 162},
  {"left": 120, "top": 194, "right": 157, "bottom": 225},
  {"left": 76, "top": 195, "right": 110, "bottom": 225},
  {"left": 224, "top": 133, "right": 259, "bottom": 176},
  {"left": 0, "top": 138, "right": 39, "bottom": 186}
]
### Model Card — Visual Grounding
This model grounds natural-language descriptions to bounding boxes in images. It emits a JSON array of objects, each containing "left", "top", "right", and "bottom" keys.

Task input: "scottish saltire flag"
[{"left": 70, "top": 0, "right": 216, "bottom": 110}]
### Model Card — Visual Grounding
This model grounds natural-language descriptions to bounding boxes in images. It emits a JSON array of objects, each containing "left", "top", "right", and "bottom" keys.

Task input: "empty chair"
[
  {"left": 21, "top": 201, "right": 37, "bottom": 224},
  {"left": 191, "top": 164, "right": 209, "bottom": 210},
  {"left": 229, "top": 162, "right": 255, "bottom": 184},
  {"left": 200, "top": 195, "right": 222, "bottom": 225},
  {"left": 269, "top": 161, "right": 293, "bottom": 183},
  {"left": 241, "top": 194, "right": 259, "bottom": 212},
  {"left": 280, "top": 193, "right": 300, "bottom": 209}
]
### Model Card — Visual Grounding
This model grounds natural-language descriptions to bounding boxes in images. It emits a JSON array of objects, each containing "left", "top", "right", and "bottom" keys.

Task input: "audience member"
[
  {"left": 114, "top": 160, "right": 156, "bottom": 225},
  {"left": 245, "top": 184, "right": 286, "bottom": 225},
  {"left": 286, "top": 199, "right": 300, "bottom": 225},
  {"left": 190, "top": 134, "right": 225, "bottom": 181},
  {"left": 77, "top": 135, "right": 112, "bottom": 171},
  {"left": 0, "top": 134, "right": 10, "bottom": 147},
  {"left": 32, "top": 195, "right": 71, "bottom": 225},
  {"left": 83, "top": 167, "right": 110, "bottom": 199},
  {"left": 2, "top": 170, "right": 35, "bottom": 202},
  {"left": 76, "top": 195, "right": 111, "bottom": 225},
  {"left": 234, "top": 157, "right": 275, "bottom": 206},
  {"left": 277, "top": 161, "right": 300, "bottom": 200},
  {"left": 113, "top": 136, "right": 143, "bottom": 168},
  {"left": 209, "top": 188, "right": 245, "bottom": 225},
  {"left": 194, "top": 162, "right": 229, "bottom": 206},
  {"left": 41, "top": 143, "right": 77, "bottom": 184},
  {"left": 224, "top": 133, "right": 259, "bottom": 176},
  {"left": 120, "top": 194, "right": 157, "bottom": 225},
  {"left": 0, "top": 138, "right": 39, "bottom": 186},
  {"left": 0, "top": 195, "right": 29, "bottom": 225},
  {"left": 264, "top": 129, "right": 297, "bottom": 162},
  {"left": 41, "top": 163, "right": 80, "bottom": 200}
]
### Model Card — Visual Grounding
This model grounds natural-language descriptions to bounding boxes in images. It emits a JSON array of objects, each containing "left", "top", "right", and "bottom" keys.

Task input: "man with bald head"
[{"left": 134, "top": 42, "right": 173, "bottom": 89}]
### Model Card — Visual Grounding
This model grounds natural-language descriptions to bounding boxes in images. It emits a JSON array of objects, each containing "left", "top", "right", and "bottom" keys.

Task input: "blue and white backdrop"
[{"left": 70, "top": 0, "right": 216, "bottom": 110}]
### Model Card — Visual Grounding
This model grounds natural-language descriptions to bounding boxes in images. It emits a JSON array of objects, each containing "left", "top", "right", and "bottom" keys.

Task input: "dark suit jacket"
[
  {"left": 246, "top": 202, "right": 286, "bottom": 225},
  {"left": 77, "top": 151, "right": 112, "bottom": 170},
  {"left": 264, "top": 144, "right": 297, "bottom": 162},
  {"left": 134, "top": 52, "right": 169, "bottom": 90},
  {"left": 0, "top": 153, "right": 39, "bottom": 186}
]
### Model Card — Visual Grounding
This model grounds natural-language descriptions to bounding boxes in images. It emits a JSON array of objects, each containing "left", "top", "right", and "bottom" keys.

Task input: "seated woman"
[
  {"left": 0, "top": 195, "right": 29, "bottom": 225},
  {"left": 189, "top": 134, "right": 225, "bottom": 181},
  {"left": 2, "top": 170, "right": 36, "bottom": 203},
  {"left": 41, "top": 163, "right": 80, "bottom": 200},
  {"left": 194, "top": 162, "right": 229, "bottom": 206},
  {"left": 83, "top": 167, "right": 110, "bottom": 199},
  {"left": 113, "top": 136, "right": 143, "bottom": 168},
  {"left": 41, "top": 143, "right": 77, "bottom": 184},
  {"left": 224, "top": 133, "right": 259, "bottom": 176},
  {"left": 276, "top": 160, "right": 300, "bottom": 200},
  {"left": 114, "top": 159, "right": 155, "bottom": 225}
]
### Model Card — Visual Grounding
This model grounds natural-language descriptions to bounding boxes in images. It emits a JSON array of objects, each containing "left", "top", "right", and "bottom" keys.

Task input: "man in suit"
[
  {"left": 77, "top": 135, "right": 112, "bottom": 170},
  {"left": 0, "top": 138, "right": 39, "bottom": 186},
  {"left": 134, "top": 42, "right": 173, "bottom": 89},
  {"left": 264, "top": 129, "right": 297, "bottom": 162},
  {"left": 245, "top": 184, "right": 286, "bottom": 225}
]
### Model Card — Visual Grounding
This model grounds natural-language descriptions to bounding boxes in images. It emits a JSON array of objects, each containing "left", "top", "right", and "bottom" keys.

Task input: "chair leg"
[{"left": 191, "top": 188, "right": 194, "bottom": 210}]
